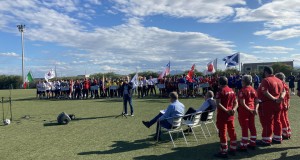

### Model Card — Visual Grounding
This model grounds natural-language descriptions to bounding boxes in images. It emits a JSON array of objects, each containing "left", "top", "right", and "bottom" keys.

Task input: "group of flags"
[
  {"left": 156, "top": 52, "right": 240, "bottom": 80},
  {"left": 23, "top": 52, "right": 240, "bottom": 89},
  {"left": 97, "top": 52, "right": 240, "bottom": 88},
  {"left": 23, "top": 68, "right": 56, "bottom": 89}
]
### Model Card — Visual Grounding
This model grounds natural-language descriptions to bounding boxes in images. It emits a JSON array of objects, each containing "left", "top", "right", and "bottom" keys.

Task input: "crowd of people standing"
[
  {"left": 35, "top": 71, "right": 298, "bottom": 101},
  {"left": 141, "top": 66, "right": 294, "bottom": 159}
]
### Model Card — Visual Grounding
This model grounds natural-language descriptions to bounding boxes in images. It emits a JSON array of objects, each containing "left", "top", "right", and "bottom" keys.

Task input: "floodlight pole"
[{"left": 17, "top": 24, "right": 25, "bottom": 88}]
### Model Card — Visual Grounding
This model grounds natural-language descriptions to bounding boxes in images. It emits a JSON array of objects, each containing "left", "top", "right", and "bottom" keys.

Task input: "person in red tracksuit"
[
  {"left": 257, "top": 67, "right": 285, "bottom": 146},
  {"left": 237, "top": 75, "right": 259, "bottom": 151},
  {"left": 214, "top": 76, "right": 238, "bottom": 158},
  {"left": 82, "top": 78, "right": 90, "bottom": 99},
  {"left": 275, "top": 72, "right": 291, "bottom": 140}
]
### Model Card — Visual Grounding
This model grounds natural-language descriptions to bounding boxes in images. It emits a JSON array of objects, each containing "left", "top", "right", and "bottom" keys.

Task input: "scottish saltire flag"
[
  {"left": 130, "top": 72, "right": 138, "bottom": 89},
  {"left": 223, "top": 52, "right": 240, "bottom": 67},
  {"left": 158, "top": 61, "right": 170, "bottom": 79},
  {"left": 44, "top": 69, "right": 55, "bottom": 82},
  {"left": 206, "top": 58, "right": 217, "bottom": 74}
]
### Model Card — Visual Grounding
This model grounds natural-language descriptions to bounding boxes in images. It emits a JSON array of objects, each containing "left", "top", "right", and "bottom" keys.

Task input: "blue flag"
[{"left": 223, "top": 52, "right": 240, "bottom": 67}]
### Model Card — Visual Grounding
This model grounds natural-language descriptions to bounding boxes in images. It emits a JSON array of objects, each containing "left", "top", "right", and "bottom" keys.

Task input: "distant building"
[
  {"left": 77, "top": 74, "right": 90, "bottom": 78},
  {"left": 242, "top": 61, "right": 293, "bottom": 74}
]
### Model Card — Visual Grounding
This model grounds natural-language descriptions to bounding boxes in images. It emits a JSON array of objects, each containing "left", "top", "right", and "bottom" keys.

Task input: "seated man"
[
  {"left": 142, "top": 92, "right": 185, "bottom": 140},
  {"left": 184, "top": 90, "right": 217, "bottom": 121}
]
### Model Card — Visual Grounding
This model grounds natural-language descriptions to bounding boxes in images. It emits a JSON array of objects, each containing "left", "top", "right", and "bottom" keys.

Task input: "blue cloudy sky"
[{"left": 0, "top": 0, "right": 300, "bottom": 77}]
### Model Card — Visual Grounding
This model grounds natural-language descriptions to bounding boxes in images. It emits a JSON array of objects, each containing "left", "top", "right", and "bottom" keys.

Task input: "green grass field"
[{"left": 0, "top": 89, "right": 299, "bottom": 160}]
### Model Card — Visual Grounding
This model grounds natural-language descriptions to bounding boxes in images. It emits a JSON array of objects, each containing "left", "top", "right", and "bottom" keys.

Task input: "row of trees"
[
  {"left": 0, "top": 63, "right": 295, "bottom": 89},
  {"left": 0, "top": 75, "right": 22, "bottom": 89}
]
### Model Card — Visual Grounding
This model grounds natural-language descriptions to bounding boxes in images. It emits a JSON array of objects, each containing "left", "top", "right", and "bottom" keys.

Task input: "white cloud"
[
  {"left": 252, "top": 45, "right": 294, "bottom": 54},
  {"left": 42, "top": 0, "right": 78, "bottom": 12},
  {"left": 87, "top": 0, "right": 101, "bottom": 5},
  {"left": 112, "top": 0, "right": 245, "bottom": 23},
  {"left": 235, "top": 0, "right": 300, "bottom": 40},
  {"left": 240, "top": 52, "right": 260, "bottom": 63},
  {"left": 0, "top": 0, "right": 239, "bottom": 76},
  {"left": 291, "top": 54, "right": 300, "bottom": 63},
  {"left": 257, "top": 0, "right": 262, "bottom": 5},
  {"left": 253, "top": 30, "right": 271, "bottom": 36},
  {"left": 0, "top": 52, "right": 20, "bottom": 57},
  {"left": 261, "top": 27, "right": 300, "bottom": 40},
  {"left": 235, "top": 0, "right": 300, "bottom": 28}
]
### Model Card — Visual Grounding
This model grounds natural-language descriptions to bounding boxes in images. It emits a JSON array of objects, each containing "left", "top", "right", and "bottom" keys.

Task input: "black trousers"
[{"left": 183, "top": 107, "right": 196, "bottom": 120}]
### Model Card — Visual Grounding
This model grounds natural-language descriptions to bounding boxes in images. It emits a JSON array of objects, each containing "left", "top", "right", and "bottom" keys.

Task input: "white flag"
[
  {"left": 130, "top": 72, "right": 138, "bottom": 89},
  {"left": 206, "top": 58, "right": 217, "bottom": 75},
  {"left": 45, "top": 69, "right": 56, "bottom": 82}
]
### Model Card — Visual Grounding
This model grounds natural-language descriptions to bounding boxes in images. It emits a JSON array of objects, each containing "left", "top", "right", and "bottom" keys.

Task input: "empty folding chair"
[{"left": 200, "top": 110, "right": 218, "bottom": 137}]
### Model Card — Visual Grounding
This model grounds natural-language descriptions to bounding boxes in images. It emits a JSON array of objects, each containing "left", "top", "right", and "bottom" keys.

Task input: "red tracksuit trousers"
[
  {"left": 259, "top": 103, "right": 282, "bottom": 143},
  {"left": 280, "top": 109, "right": 291, "bottom": 138},
  {"left": 238, "top": 110, "right": 257, "bottom": 148},
  {"left": 216, "top": 119, "right": 237, "bottom": 153}
]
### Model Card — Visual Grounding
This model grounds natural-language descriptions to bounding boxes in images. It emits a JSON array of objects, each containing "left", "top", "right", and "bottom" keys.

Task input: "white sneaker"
[{"left": 131, "top": 114, "right": 134, "bottom": 117}]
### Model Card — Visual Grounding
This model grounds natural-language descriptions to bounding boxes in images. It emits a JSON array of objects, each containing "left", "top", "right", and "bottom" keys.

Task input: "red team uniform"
[
  {"left": 216, "top": 85, "right": 237, "bottom": 155},
  {"left": 238, "top": 85, "right": 257, "bottom": 149},
  {"left": 281, "top": 82, "right": 291, "bottom": 139},
  {"left": 258, "top": 75, "right": 284, "bottom": 144}
]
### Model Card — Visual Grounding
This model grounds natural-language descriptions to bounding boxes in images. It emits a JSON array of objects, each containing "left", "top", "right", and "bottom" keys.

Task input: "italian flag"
[{"left": 24, "top": 71, "right": 34, "bottom": 89}]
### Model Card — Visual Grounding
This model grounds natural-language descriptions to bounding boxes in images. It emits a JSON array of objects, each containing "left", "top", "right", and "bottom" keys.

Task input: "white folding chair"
[
  {"left": 182, "top": 111, "right": 204, "bottom": 143},
  {"left": 159, "top": 116, "right": 188, "bottom": 147},
  {"left": 200, "top": 111, "right": 218, "bottom": 137}
]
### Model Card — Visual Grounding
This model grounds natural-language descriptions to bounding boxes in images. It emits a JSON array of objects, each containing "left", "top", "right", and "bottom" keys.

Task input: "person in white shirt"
[
  {"left": 148, "top": 76, "right": 156, "bottom": 96},
  {"left": 137, "top": 77, "right": 143, "bottom": 98},
  {"left": 183, "top": 90, "right": 217, "bottom": 122},
  {"left": 142, "top": 77, "right": 148, "bottom": 97}
]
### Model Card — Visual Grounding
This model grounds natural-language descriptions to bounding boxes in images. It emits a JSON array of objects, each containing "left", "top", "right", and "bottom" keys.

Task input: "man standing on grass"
[
  {"left": 214, "top": 76, "right": 238, "bottom": 158},
  {"left": 122, "top": 77, "right": 134, "bottom": 116},
  {"left": 257, "top": 66, "right": 285, "bottom": 146},
  {"left": 142, "top": 92, "right": 185, "bottom": 140},
  {"left": 287, "top": 72, "right": 295, "bottom": 95}
]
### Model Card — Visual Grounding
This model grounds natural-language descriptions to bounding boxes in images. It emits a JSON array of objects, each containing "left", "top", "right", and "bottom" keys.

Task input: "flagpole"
[
  {"left": 17, "top": 24, "right": 25, "bottom": 88},
  {"left": 55, "top": 66, "right": 57, "bottom": 79},
  {"left": 215, "top": 58, "right": 218, "bottom": 71},
  {"left": 169, "top": 58, "right": 171, "bottom": 76},
  {"left": 239, "top": 52, "right": 241, "bottom": 72}
]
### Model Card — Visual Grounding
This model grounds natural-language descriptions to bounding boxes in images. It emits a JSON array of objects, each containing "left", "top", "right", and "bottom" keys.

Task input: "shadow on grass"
[
  {"left": 43, "top": 115, "right": 116, "bottom": 127},
  {"left": 274, "top": 152, "right": 300, "bottom": 160},
  {"left": 73, "top": 115, "right": 117, "bottom": 121},
  {"left": 137, "top": 99, "right": 168, "bottom": 103},
  {"left": 78, "top": 138, "right": 155, "bottom": 155},
  {"left": 94, "top": 98, "right": 123, "bottom": 103},
  {"left": 43, "top": 123, "right": 61, "bottom": 127},
  {"left": 132, "top": 144, "right": 300, "bottom": 160},
  {"left": 13, "top": 97, "right": 38, "bottom": 101}
]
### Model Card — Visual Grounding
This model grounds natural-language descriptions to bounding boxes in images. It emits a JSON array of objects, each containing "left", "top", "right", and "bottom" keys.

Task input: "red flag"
[
  {"left": 186, "top": 64, "right": 195, "bottom": 82},
  {"left": 23, "top": 82, "right": 27, "bottom": 89},
  {"left": 206, "top": 58, "right": 217, "bottom": 74}
]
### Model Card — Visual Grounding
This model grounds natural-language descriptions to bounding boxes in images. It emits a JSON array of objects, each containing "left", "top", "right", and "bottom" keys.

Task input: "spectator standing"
[{"left": 287, "top": 72, "right": 295, "bottom": 95}]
